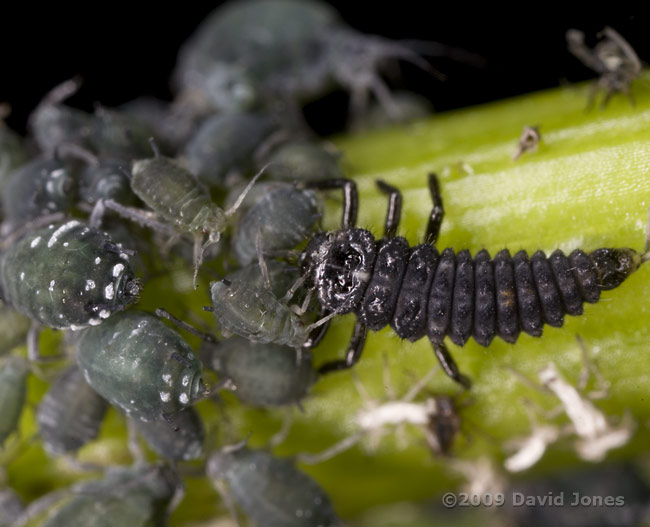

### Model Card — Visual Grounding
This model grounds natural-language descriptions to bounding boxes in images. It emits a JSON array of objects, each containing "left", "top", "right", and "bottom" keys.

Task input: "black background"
[{"left": 0, "top": 4, "right": 645, "bottom": 134}]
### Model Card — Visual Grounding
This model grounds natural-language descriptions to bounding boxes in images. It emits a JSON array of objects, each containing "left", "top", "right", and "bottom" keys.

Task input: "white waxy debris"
[
  {"left": 104, "top": 283, "right": 114, "bottom": 300},
  {"left": 49, "top": 280, "right": 56, "bottom": 292},
  {"left": 47, "top": 220, "right": 80, "bottom": 248},
  {"left": 51, "top": 168, "right": 64, "bottom": 178},
  {"left": 30, "top": 236, "right": 42, "bottom": 248},
  {"left": 505, "top": 425, "right": 561, "bottom": 473},
  {"left": 88, "top": 318, "right": 102, "bottom": 326},
  {"left": 160, "top": 391, "right": 171, "bottom": 402},
  {"left": 95, "top": 257, "right": 101, "bottom": 265},
  {"left": 162, "top": 373, "right": 173, "bottom": 386},
  {"left": 182, "top": 375, "right": 190, "bottom": 387},
  {"left": 99, "top": 309, "right": 111, "bottom": 319},
  {"left": 70, "top": 324, "right": 84, "bottom": 331},
  {"left": 112, "top": 263, "right": 125, "bottom": 277},
  {"left": 63, "top": 242, "right": 69, "bottom": 247},
  {"left": 20, "top": 272, "right": 24, "bottom": 281},
  {"left": 358, "top": 401, "right": 430, "bottom": 430},
  {"left": 85, "top": 280, "right": 96, "bottom": 291},
  {"left": 179, "top": 393, "right": 189, "bottom": 404}
]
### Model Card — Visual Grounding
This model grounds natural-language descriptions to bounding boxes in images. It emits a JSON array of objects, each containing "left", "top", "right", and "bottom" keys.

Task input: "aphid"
[
  {"left": 298, "top": 364, "right": 459, "bottom": 464},
  {"left": 512, "top": 125, "right": 541, "bottom": 161},
  {"left": 174, "top": 0, "right": 432, "bottom": 127},
  {"left": 207, "top": 444, "right": 340, "bottom": 527},
  {"left": 36, "top": 365, "right": 109, "bottom": 455},
  {"left": 182, "top": 112, "right": 277, "bottom": 188},
  {"left": 0, "top": 220, "right": 140, "bottom": 329},
  {"left": 202, "top": 336, "right": 317, "bottom": 407},
  {"left": 566, "top": 26, "right": 642, "bottom": 107},
  {"left": 261, "top": 140, "right": 344, "bottom": 182},
  {"left": 0, "top": 356, "right": 28, "bottom": 446},
  {"left": 232, "top": 183, "right": 320, "bottom": 266},
  {"left": 28, "top": 77, "right": 93, "bottom": 156},
  {"left": 298, "top": 175, "right": 648, "bottom": 386},
  {"left": 1, "top": 156, "right": 77, "bottom": 233},
  {"left": 38, "top": 464, "right": 180, "bottom": 527},
  {"left": 78, "top": 157, "right": 137, "bottom": 207},
  {"left": 0, "top": 300, "right": 31, "bottom": 355},
  {"left": 130, "top": 406, "right": 204, "bottom": 461},
  {"left": 100, "top": 145, "right": 258, "bottom": 287},
  {"left": 73, "top": 310, "right": 205, "bottom": 423}
]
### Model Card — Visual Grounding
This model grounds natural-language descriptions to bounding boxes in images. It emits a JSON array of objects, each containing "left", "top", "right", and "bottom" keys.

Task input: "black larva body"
[
  {"left": 300, "top": 176, "right": 644, "bottom": 385},
  {"left": 305, "top": 233, "right": 641, "bottom": 347}
]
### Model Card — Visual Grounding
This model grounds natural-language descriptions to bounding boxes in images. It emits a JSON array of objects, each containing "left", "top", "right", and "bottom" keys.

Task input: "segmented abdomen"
[{"left": 385, "top": 245, "right": 604, "bottom": 347}]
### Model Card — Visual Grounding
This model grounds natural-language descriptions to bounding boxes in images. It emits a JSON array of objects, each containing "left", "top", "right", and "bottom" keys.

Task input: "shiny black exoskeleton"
[{"left": 300, "top": 175, "right": 646, "bottom": 387}]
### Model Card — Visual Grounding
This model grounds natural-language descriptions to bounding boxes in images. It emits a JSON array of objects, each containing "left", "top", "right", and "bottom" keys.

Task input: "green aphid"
[
  {"left": 73, "top": 310, "right": 205, "bottom": 423},
  {"left": 0, "top": 221, "right": 140, "bottom": 330}
]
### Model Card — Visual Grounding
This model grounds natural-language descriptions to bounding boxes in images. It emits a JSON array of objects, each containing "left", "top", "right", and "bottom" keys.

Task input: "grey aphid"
[{"left": 207, "top": 445, "right": 340, "bottom": 527}]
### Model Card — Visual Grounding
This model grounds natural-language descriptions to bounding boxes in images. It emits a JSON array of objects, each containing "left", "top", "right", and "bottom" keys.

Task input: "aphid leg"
[
  {"left": 26, "top": 323, "right": 62, "bottom": 363},
  {"left": 402, "top": 365, "right": 440, "bottom": 403},
  {"left": 255, "top": 229, "right": 272, "bottom": 291},
  {"left": 317, "top": 320, "right": 368, "bottom": 374},
  {"left": 101, "top": 199, "right": 177, "bottom": 236},
  {"left": 161, "top": 412, "right": 180, "bottom": 432},
  {"left": 350, "top": 369, "right": 374, "bottom": 408},
  {"left": 302, "top": 307, "right": 332, "bottom": 349},
  {"left": 281, "top": 274, "right": 307, "bottom": 305},
  {"left": 601, "top": 26, "right": 642, "bottom": 72},
  {"left": 376, "top": 180, "right": 402, "bottom": 237},
  {"left": 296, "top": 432, "right": 365, "bottom": 465},
  {"left": 212, "top": 479, "right": 241, "bottom": 527},
  {"left": 429, "top": 341, "right": 471, "bottom": 388},
  {"left": 101, "top": 240, "right": 135, "bottom": 257},
  {"left": 155, "top": 307, "right": 218, "bottom": 343},
  {"left": 126, "top": 419, "right": 146, "bottom": 465},
  {"left": 267, "top": 410, "right": 294, "bottom": 449},
  {"left": 306, "top": 178, "right": 358, "bottom": 229},
  {"left": 425, "top": 173, "right": 444, "bottom": 245}
]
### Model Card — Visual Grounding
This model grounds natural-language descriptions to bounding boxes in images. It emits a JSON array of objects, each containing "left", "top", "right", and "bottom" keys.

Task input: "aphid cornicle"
[
  {"left": 36, "top": 365, "right": 109, "bottom": 455},
  {"left": 0, "top": 220, "right": 140, "bottom": 329},
  {"left": 0, "top": 356, "right": 28, "bottom": 446},
  {"left": 298, "top": 175, "right": 648, "bottom": 387},
  {"left": 73, "top": 310, "right": 205, "bottom": 423},
  {"left": 207, "top": 445, "right": 341, "bottom": 527}
]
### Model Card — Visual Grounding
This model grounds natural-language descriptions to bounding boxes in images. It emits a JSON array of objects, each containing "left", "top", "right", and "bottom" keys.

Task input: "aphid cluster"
[{"left": 0, "top": 3, "right": 647, "bottom": 526}]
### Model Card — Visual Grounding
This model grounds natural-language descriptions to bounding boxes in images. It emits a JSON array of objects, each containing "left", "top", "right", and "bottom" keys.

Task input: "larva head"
[
  {"left": 300, "top": 228, "right": 376, "bottom": 313},
  {"left": 589, "top": 248, "right": 642, "bottom": 290}
]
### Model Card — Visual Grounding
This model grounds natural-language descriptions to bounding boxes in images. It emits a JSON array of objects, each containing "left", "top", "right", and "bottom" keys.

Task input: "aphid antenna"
[
  {"left": 224, "top": 163, "right": 269, "bottom": 219},
  {"left": 155, "top": 307, "right": 219, "bottom": 344},
  {"left": 37, "top": 76, "right": 83, "bottom": 108},
  {"left": 148, "top": 136, "right": 161, "bottom": 158}
]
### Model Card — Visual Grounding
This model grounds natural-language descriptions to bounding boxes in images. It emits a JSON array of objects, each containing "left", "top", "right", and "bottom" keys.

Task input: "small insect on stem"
[
  {"left": 566, "top": 26, "right": 642, "bottom": 108},
  {"left": 99, "top": 140, "right": 266, "bottom": 288},
  {"left": 512, "top": 125, "right": 541, "bottom": 161}
]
